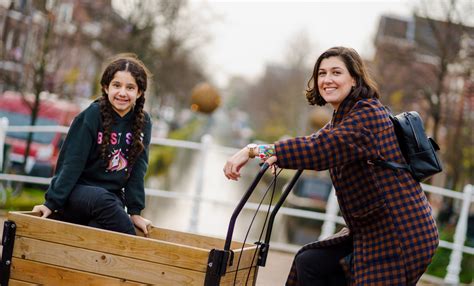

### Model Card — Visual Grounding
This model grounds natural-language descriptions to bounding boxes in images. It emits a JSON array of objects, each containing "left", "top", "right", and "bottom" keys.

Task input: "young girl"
[{"left": 33, "top": 53, "right": 152, "bottom": 236}]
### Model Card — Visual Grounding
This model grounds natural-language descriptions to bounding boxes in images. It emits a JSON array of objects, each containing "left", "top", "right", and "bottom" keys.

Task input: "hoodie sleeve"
[
  {"left": 124, "top": 114, "right": 152, "bottom": 215},
  {"left": 44, "top": 114, "right": 94, "bottom": 211}
]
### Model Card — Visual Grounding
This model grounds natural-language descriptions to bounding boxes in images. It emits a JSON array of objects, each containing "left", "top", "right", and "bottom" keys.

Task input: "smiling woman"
[{"left": 224, "top": 47, "right": 439, "bottom": 285}]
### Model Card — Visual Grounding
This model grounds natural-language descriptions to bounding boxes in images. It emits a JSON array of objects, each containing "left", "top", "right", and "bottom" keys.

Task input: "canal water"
[
  {"left": 143, "top": 147, "right": 289, "bottom": 244},
  {"left": 142, "top": 111, "right": 291, "bottom": 246}
]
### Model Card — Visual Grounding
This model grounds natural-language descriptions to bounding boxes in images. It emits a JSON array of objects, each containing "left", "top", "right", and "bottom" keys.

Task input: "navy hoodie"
[{"left": 44, "top": 101, "right": 152, "bottom": 215}]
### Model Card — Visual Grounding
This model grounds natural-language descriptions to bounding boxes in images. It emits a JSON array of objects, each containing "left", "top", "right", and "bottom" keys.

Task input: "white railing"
[{"left": 0, "top": 122, "right": 473, "bottom": 284}]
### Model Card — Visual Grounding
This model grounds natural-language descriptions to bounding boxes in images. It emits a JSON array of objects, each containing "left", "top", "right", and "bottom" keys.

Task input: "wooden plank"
[
  {"left": 8, "top": 211, "right": 258, "bottom": 271},
  {"left": 28, "top": 211, "right": 252, "bottom": 249},
  {"left": 143, "top": 226, "right": 251, "bottom": 250},
  {"left": 220, "top": 266, "right": 258, "bottom": 285},
  {"left": 139, "top": 225, "right": 260, "bottom": 273},
  {"left": 7, "top": 212, "right": 210, "bottom": 271},
  {"left": 11, "top": 258, "right": 147, "bottom": 285},
  {"left": 222, "top": 246, "right": 261, "bottom": 273},
  {"left": 135, "top": 225, "right": 259, "bottom": 272},
  {"left": 9, "top": 279, "right": 39, "bottom": 286},
  {"left": 13, "top": 236, "right": 207, "bottom": 285}
]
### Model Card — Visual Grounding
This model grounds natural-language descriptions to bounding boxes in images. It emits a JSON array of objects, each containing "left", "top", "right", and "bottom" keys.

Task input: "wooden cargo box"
[{"left": 1, "top": 212, "right": 259, "bottom": 285}]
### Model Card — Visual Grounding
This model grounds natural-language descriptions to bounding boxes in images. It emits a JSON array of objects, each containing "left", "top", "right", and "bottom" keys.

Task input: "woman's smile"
[{"left": 317, "top": 56, "right": 355, "bottom": 110}]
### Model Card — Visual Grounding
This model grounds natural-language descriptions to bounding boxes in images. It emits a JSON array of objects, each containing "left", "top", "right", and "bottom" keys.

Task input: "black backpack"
[{"left": 373, "top": 111, "right": 443, "bottom": 182}]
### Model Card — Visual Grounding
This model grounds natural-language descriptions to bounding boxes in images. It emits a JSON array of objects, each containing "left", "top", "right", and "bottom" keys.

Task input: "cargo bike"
[{"left": 0, "top": 164, "right": 303, "bottom": 285}]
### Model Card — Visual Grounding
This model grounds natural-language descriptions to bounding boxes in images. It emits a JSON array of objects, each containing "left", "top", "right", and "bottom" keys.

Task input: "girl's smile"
[{"left": 104, "top": 71, "right": 142, "bottom": 117}]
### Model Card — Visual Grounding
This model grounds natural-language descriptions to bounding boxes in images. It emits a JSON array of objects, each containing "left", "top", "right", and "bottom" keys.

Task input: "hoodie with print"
[{"left": 44, "top": 101, "right": 152, "bottom": 215}]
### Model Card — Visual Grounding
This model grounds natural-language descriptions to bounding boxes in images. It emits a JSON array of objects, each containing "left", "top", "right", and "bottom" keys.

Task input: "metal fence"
[{"left": 0, "top": 121, "right": 472, "bottom": 285}]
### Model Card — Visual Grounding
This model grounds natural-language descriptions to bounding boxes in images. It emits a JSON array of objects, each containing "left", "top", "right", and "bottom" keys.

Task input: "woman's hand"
[
  {"left": 223, "top": 147, "right": 251, "bottom": 181},
  {"left": 264, "top": 155, "right": 278, "bottom": 174},
  {"left": 264, "top": 155, "right": 278, "bottom": 166},
  {"left": 32, "top": 204, "right": 52, "bottom": 218},
  {"left": 131, "top": 215, "right": 152, "bottom": 236}
]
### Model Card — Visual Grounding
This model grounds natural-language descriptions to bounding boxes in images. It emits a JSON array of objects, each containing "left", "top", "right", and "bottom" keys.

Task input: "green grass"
[
  {"left": 426, "top": 225, "right": 473, "bottom": 284},
  {"left": 1, "top": 187, "right": 45, "bottom": 211}
]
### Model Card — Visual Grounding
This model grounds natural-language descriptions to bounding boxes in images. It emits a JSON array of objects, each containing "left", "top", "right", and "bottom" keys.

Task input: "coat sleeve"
[
  {"left": 124, "top": 114, "right": 152, "bottom": 215},
  {"left": 274, "top": 106, "right": 379, "bottom": 171}
]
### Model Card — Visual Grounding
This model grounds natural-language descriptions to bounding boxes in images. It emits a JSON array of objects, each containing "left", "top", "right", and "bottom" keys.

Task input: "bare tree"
[
  {"left": 20, "top": 5, "right": 56, "bottom": 176},
  {"left": 413, "top": 0, "right": 473, "bottom": 139},
  {"left": 374, "top": 0, "right": 473, "bottom": 189},
  {"left": 108, "top": 0, "right": 209, "bottom": 113},
  {"left": 415, "top": 0, "right": 474, "bottom": 188},
  {"left": 240, "top": 32, "right": 314, "bottom": 142}
]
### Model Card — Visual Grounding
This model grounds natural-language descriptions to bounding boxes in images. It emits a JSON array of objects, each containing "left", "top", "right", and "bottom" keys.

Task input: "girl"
[
  {"left": 33, "top": 53, "right": 152, "bottom": 236},
  {"left": 224, "top": 47, "right": 439, "bottom": 285}
]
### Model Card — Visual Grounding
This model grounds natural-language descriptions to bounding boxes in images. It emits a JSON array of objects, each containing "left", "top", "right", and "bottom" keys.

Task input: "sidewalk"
[{"left": 256, "top": 250, "right": 294, "bottom": 285}]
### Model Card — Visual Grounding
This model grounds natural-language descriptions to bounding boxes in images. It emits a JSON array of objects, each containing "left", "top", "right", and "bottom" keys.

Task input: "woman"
[
  {"left": 33, "top": 53, "right": 152, "bottom": 236},
  {"left": 224, "top": 47, "right": 439, "bottom": 285}
]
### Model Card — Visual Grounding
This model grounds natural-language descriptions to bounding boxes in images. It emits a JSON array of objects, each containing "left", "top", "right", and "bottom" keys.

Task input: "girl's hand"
[
  {"left": 32, "top": 204, "right": 52, "bottom": 218},
  {"left": 223, "top": 147, "right": 251, "bottom": 181},
  {"left": 131, "top": 215, "right": 152, "bottom": 236}
]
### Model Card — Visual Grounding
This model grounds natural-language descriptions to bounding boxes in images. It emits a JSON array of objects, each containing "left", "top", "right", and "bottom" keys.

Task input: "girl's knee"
[
  {"left": 96, "top": 191, "right": 119, "bottom": 206},
  {"left": 92, "top": 191, "right": 123, "bottom": 215}
]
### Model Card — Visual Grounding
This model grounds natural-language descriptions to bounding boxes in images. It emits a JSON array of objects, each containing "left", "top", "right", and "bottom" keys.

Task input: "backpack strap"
[
  {"left": 371, "top": 106, "right": 411, "bottom": 173},
  {"left": 371, "top": 159, "right": 411, "bottom": 172}
]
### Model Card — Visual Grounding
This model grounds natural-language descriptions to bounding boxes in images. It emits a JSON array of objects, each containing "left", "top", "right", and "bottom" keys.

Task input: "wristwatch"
[{"left": 246, "top": 143, "right": 258, "bottom": 158}]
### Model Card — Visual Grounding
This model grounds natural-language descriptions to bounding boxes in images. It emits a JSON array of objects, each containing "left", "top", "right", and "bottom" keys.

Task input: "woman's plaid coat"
[{"left": 275, "top": 95, "right": 439, "bottom": 285}]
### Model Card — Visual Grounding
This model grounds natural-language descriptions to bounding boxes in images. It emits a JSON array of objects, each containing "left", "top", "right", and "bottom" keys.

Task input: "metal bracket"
[
  {"left": 1, "top": 220, "right": 16, "bottom": 286},
  {"left": 256, "top": 242, "right": 269, "bottom": 267},
  {"left": 204, "top": 249, "right": 231, "bottom": 286}
]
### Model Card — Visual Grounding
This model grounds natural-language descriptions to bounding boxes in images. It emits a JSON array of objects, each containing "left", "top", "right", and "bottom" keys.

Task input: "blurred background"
[{"left": 0, "top": 0, "right": 472, "bottom": 284}]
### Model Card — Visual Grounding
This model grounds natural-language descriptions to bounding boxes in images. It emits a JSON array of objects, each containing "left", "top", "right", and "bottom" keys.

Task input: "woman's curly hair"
[
  {"left": 98, "top": 53, "right": 151, "bottom": 173},
  {"left": 305, "top": 47, "right": 379, "bottom": 106}
]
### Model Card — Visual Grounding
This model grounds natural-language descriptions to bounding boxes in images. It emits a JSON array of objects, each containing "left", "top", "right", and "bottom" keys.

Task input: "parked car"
[
  {"left": 286, "top": 176, "right": 333, "bottom": 210},
  {"left": 0, "top": 91, "right": 81, "bottom": 177},
  {"left": 284, "top": 175, "right": 333, "bottom": 245}
]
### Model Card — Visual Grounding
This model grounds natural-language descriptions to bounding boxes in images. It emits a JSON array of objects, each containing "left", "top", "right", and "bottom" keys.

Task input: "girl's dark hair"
[
  {"left": 306, "top": 46, "right": 379, "bottom": 106},
  {"left": 99, "top": 53, "right": 151, "bottom": 172}
]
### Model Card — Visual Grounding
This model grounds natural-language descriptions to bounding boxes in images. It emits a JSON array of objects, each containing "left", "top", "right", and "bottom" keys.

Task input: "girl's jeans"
[{"left": 55, "top": 184, "right": 136, "bottom": 235}]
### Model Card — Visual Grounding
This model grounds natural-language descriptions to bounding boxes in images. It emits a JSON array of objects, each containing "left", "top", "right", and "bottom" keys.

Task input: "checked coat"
[{"left": 274, "top": 94, "right": 439, "bottom": 285}]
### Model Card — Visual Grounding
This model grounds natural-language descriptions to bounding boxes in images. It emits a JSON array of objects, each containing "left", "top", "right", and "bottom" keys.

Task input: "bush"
[
  {"left": 1, "top": 187, "right": 45, "bottom": 211},
  {"left": 146, "top": 118, "right": 204, "bottom": 178},
  {"left": 426, "top": 225, "right": 473, "bottom": 284}
]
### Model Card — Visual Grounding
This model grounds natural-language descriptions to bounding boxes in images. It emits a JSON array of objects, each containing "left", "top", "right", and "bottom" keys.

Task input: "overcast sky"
[{"left": 189, "top": 0, "right": 414, "bottom": 87}]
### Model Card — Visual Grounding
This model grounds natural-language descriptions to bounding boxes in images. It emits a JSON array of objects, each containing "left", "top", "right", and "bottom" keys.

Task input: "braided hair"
[{"left": 98, "top": 53, "right": 151, "bottom": 173}]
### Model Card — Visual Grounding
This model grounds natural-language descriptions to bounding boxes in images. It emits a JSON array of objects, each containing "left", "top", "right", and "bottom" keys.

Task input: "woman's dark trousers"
[
  {"left": 295, "top": 239, "right": 352, "bottom": 286},
  {"left": 57, "top": 184, "right": 136, "bottom": 235}
]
